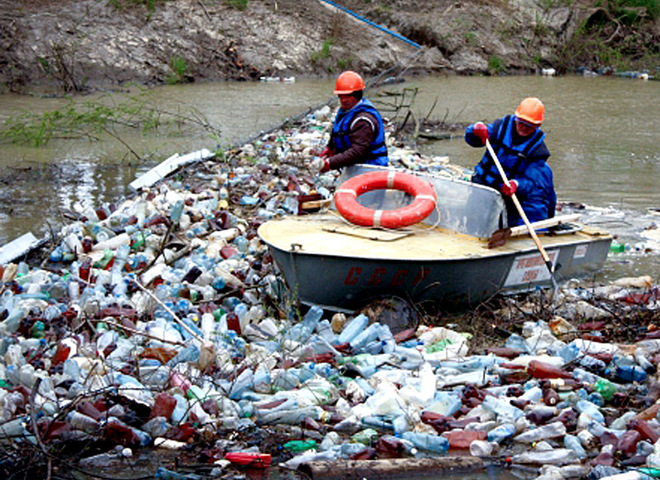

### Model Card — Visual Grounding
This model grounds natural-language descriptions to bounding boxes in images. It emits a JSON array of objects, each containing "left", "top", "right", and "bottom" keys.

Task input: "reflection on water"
[{"left": 0, "top": 75, "right": 659, "bottom": 280}]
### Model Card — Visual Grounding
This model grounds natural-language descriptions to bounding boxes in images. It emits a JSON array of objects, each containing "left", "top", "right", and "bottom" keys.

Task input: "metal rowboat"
[{"left": 258, "top": 165, "right": 612, "bottom": 312}]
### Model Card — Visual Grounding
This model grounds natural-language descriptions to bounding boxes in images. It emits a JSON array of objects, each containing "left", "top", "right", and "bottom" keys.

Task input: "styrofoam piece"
[
  {"left": 129, "top": 149, "right": 213, "bottom": 192},
  {"left": 0, "top": 232, "right": 43, "bottom": 264}
]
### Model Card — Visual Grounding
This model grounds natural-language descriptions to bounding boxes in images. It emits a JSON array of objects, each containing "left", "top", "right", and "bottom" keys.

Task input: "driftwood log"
[{"left": 298, "top": 456, "right": 486, "bottom": 480}]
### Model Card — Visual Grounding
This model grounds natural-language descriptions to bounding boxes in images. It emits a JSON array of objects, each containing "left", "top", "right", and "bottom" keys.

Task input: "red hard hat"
[
  {"left": 515, "top": 97, "right": 545, "bottom": 125},
  {"left": 334, "top": 71, "right": 365, "bottom": 94}
]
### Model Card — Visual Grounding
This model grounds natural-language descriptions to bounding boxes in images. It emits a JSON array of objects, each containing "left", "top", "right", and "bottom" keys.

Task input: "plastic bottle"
[
  {"left": 630, "top": 419, "right": 660, "bottom": 443},
  {"left": 104, "top": 417, "right": 151, "bottom": 447},
  {"left": 151, "top": 392, "right": 177, "bottom": 421},
  {"left": 564, "top": 434, "right": 587, "bottom": 458},
  {"left": 170, "top": 200, "right": 184, "bottom": 224},
  {"left": 67, "top": 411, "right": 101, "bottom": 433},
  {"left": 576, "top": 399, "right": 605, "bottom": 423},
  {"left": 470, "top": 440, "right": 495, "bottom": 457},
  {"left": 315, "top": 319, "right": 336, "bottom": 343},
  {"left": 595, "top": 378, "right": 618, "bottom": 401},
  {"left": 377, "top": 323, "right": 396, "bottom": 353},
  {"left": 283, "top": 306, "right": 322, "bottom": 344},
  {"left": 229, "top": 368, "right": 254, "bottom": 400},
  {"left": 2, "top": 307, "right": 26, "bottom": 334},
  {"left": 487, "top": 422, "right": 517, "bottom": 442},
  {"left": 336, "top": 314, "right": 369, "bottom": 345},
  {"left": 281, "top": 450, "right": 337, "bottom": 469},
  {"left": 615, "top": 365, "right": 648, "bottom": 383},
  {"left": 598, "top": 472, "right": 647, "bottom": 480},
  {"left": 511, "top": 448, "right": 577, "bottom": 465},
  {"left": 527, "top": 359, "right": 572, "bottom": 379},
  {"left": 283, "top": 440, "right": 318, "bottom": 452},
  {"left": 514, "top": 421, "right": 566, "bottom": 443},
  {"left": 481, "top": 396, "right": 524, "bottom": 423},
  {"left": 401, "top": 431, "right": 449, "bottom": 453},
  {"left": 573, "top": 367, "right": 607, "bottom": 385},
  {"left": 610, "top": 242, "right": 626, "bottom": 253},
  {"left": 258, "top": 406, "right": 326, "bottom": 426},
  {"left": 171, "top": 394, "right": 188, "bottom": 424},
  {"left": 616, "top": 430, "right": 642, "bottom": 456},
  {"left": 349, "top": 322, "right": 381, "bottom": 351},
  {"left": 579, "top": 355, "right": 608, "bottom": 373}
]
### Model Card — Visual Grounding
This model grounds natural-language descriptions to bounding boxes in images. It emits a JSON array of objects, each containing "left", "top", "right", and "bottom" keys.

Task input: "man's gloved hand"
[
  {"left": 321, "top": 147, "right": 332, "bottom": 158},
  {"left": 473, "top": 122, "right": 488, "bottom": 145},
  {"left": 310, "top": 157, "right": 330, "bottom": 174},
  {"left": 501, "top": 180, "right": 518, "bottom": 196}
]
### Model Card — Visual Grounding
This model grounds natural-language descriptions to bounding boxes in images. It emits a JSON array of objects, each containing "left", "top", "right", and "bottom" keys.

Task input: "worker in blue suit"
[
  {"left": 465, "top": 97, "right": 556, "bottom": 227},
  {"left": 311, "top": 71, "right": 388, "bottom": 173}
]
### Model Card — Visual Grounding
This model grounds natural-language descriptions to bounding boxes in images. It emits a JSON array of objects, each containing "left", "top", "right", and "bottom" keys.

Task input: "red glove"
[
  {"left": 501, "top": 180, "right": 518, "bottom": 196},
  {"left": 321, "top": 147, "right": 332, "bottom": 158},
  {"left": 473, "top": 122, "right": 488, "bottom": 145},
  {"left": 311, "top": 157, "right": 330, "bottom": 173}
]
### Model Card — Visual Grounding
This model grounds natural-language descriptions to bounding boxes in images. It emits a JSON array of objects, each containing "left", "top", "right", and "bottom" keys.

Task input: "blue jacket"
[
  {"left": 331, "top": 99, "right": 388, "bottom": 166},
  {"left": 465, "top": 115, "right": 556, "bottom": 226}
]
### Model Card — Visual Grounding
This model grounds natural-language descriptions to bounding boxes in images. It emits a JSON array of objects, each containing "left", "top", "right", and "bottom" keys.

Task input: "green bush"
[
  {"left": 166, "top": 56, "right": 188, "bottom": 85},
  {"left": 311, "top": 38, "right": 335, "bottom": 64},
  {"left": 337, "top": 57, "right": 353, "bottom": 70},
  {"left": 488, "top": 55, "right": 506, "bottom": 74},
  {"left": 224, "top": 0, "right": 249, "bottom": 10},
  {"left": 109, "top": 0, "right": 167, "bottom": 13}
]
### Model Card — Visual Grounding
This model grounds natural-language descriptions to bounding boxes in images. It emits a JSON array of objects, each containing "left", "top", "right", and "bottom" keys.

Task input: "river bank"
[
  {"left": 1, "top": 0, "right": 658, "bottom": 95},
  {"left": 1, "top": 102, "right": 660, "bottom": 479}
]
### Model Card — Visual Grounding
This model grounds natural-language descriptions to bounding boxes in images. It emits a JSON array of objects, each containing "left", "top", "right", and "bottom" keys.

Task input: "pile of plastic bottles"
[{"left": 1, "top": 107, "right": 660, "bottom": 480}]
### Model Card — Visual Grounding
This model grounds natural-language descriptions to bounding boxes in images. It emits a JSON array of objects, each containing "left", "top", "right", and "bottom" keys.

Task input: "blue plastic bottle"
[
  {"left": 350, "top": 322, "right": 381, "bottom": 351},
  {"left": 575, "top": 399, "right": 605, "bottom": 423},
  {"left": 336, "top": 314, "right": 369, "bottom": 345},
  {"left": 286, "top": 305, "right": 322, "bottom": 343},
  {"left": 487, "top": 422, "right": 517, "bottom": 442},
  {"left": 377, "top": 323, "right": 396, "bottom": 353},
  {"left": 564, "top": 434, "right": 587, "bottom": 458},
  {"left": 401, "top": 431, "right": 449, "bottom": 453},
  {"left": 615, "top": 365, "right": 648, "bottom": 383}
]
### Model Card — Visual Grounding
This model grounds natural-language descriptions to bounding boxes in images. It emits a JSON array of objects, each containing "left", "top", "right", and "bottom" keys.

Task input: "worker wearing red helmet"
[
  {"left": 465, "top": 97, "right": 556, "bottom": 227},
  {"left": 311, "top": 71, "right": 388, "bottom": 173}
]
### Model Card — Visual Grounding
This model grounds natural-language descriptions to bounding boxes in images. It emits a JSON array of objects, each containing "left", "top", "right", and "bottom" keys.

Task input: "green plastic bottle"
[
  {"left": 283, "top": 440, "right": 317, "bottom": 452},
  {"left": 351, "top": 428, "right": 378, "bottom": 446},
  {"left": 639, "top": 468, "right": 660, "bottom": 478},
  {"left": 594, "top": 378, "right": 617, "bottom": 401},
  {"left": 609, "top": 242, "right": 626, "bottom": 253},
  {"left": 30, "top": 321, "right": 45, "bottom": 339}
]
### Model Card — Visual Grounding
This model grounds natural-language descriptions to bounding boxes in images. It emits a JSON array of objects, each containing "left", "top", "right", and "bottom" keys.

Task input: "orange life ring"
[{"left": 334, "top": 171, "right": 437, "bottom": 229}]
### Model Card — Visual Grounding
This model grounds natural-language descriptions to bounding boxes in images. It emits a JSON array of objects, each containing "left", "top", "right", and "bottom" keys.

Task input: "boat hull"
[{"left": 259, "top": 217, "right": 612, "bottom": 312}]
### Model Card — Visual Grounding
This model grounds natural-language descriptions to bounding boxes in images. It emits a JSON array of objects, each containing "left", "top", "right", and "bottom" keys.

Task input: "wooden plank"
[
  {"left": 301, "top": 199, "right": 332, "bottom": 210},
  {"left": 508, "top": 213, "right": 581, "bottom": 237},
  {"left": 298, "top": 457, "right": 485, "bottom": 480}
]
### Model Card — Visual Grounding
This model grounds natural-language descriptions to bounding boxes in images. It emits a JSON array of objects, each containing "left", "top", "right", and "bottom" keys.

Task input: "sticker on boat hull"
[
  {"left": 504, "top": 250, "right": 559, "bottom": 286},
  {"left": 574, "top": 244, "right": 588, "bottom": 259}
]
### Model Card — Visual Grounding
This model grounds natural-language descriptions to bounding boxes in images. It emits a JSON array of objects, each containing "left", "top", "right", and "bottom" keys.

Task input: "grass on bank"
[{"left": 0, "top": 90, "right": 221, "bottom": 153}]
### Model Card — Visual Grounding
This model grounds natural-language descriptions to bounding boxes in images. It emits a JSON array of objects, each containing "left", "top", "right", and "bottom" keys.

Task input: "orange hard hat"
[
  {"left": 334, "top": 71, "right": 365, "bottom": 94},
  {"left": 515, "top": 97, "right": 545, "bottom": 125}
]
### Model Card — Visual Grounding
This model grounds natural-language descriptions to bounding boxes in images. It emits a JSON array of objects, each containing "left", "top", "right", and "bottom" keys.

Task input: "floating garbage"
[{"left": 2, "top": 103, "right": 660, "bottom": 479}]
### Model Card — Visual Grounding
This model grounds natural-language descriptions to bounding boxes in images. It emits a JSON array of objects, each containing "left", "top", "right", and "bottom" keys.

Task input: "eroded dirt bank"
[{"left": 1, "top": 0, "right": 658, "bottom": 94}]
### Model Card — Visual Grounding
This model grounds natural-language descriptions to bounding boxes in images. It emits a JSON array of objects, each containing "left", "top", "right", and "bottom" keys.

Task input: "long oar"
[{"left": 485, "top": 139, "right": 559, "bottom": 290}]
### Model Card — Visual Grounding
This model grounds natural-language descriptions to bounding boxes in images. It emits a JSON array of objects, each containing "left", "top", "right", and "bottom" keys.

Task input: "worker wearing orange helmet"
[
  {"left": 465, "top": 97, "right": 556, "bottom": 227},
  {"left": 311, "top": 71, "right": 388, "bottom": 173}
]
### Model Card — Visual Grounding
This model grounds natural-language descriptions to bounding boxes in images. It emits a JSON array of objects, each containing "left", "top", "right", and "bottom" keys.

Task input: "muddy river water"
[{"left": 0, "top": 75, "right": 659, "bottom": 283}]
